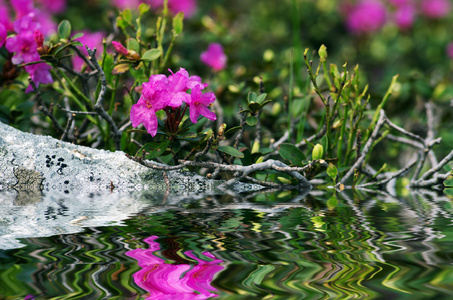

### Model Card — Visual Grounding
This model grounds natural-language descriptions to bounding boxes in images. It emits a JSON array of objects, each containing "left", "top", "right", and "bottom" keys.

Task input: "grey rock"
[
  {"left": 0, "top": 121, "right": 263, "bottom": 195},
  {"left": 0, "top": 189, "right": 204, "bottom": 249}
]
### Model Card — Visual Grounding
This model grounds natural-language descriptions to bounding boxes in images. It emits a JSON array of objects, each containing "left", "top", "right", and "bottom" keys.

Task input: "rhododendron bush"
[{"left": 1, "top": 0, "right": 453, "bottom": 190}]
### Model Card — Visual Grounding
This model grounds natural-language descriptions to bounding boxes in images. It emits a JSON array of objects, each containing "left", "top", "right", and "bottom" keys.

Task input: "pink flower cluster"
[
  {"left": 125, "top": 235, "right": 224, "bottom": 299},
  {"left": 130, "top": 68, "right": 216, "bottom": 137},
  {"left": 200, "top": 43, "right": 227, "bottom": 72},
  {"left": 344, "top": 0, "right": 451, "bottom": 34},
  {"left": 345, "top": 0, "right": 387, "bottom": 35},
  {"left": 2, "top": 0, "right": 55, "bottom": 92}
]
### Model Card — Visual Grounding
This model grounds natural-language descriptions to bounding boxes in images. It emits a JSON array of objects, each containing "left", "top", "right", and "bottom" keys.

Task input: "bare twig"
[
  {"left": 86, "top": 46, "right": 122, "bottom": 149},
  {"left": 56, "top": 104, "right": 99, "bottom": 115},
  {"left": 61, "top": 113, "right": 75, "bottom": 142},
  {"left": 337, "top": 109, "right": 387, "bottom": 187},
  {"left": 28, "top": 77, "right": 65, "bottom": 133},
  {"left": 386, "top": 134, "right": 424, "bottom": 149},
  {"left": 70, "top": 44, "right": 95, "bottom": 70},
  {"left": 415, "top": 148, "right": 453, "bottom": 183},
  {"left": 234, "top": 107, "right": 247, "bottom": 149},
  {"left": 411, "top": 137, "right": 442, "bottom": 183},
  {"left": 125, "top": 153, "right": 311, "bottom": 189},
  {"left": 356, "top": 158, "right": 417, "bottom": 188},
  {"left": 194, "top": 136, "right": 214, "bottom": 161},
  {"left": 385, "top": 117, "right": 426, "bottom": 145}
]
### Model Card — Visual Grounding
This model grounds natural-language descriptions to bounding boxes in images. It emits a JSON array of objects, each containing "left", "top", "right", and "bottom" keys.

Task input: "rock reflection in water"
[{"left": 126, "top": 235, "right": 224, "bottom": 299}]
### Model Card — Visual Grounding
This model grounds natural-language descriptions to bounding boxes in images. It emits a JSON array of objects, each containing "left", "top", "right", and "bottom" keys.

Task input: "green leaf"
[
  {"left": 444, "top": 188, "right": 453, "bottom": 197},
  {"left": 225, "top": 126, "right": 242, "bottom": 136},
  {"left": 122, "top": 9, "right": 132, "bottom": 23},
  {"left": 139, "top": 3, "right": 150, "bottom": 15},
  {"left": 53, "top": 41, "right": 83, "bottom": 56},
  {"left": 172, "top": 12, "right": 184, "bottom": 35},
  {"left": 137, "top": 140, "right": 170, "bottom": 160},
  {"left": 291, "top": 99, "right": 305, "bottom": 117},
  {"left": 256, "top": 93, "right": 267, "bottom": 103},
  {"left": 248, "top": 102, "right": 261, "bottom": 113},
  {"left": 218, "top": 145, "right": 244, "bottom": 158},
  {"left": 103, "top": 54, "right": 115, "bottom": 86},
  {"left": 127, "top": 129, "right": 148, "bottom": 134},
  {"left": 141, "top": 48, "right": 162, "bottom": 62},
  {"left": 247, "top": 92, "right": 257, "bottom": 102},
  {"left": 260, "top": 99, "right": 272, "bottom": 108},
  {"left": 278, "top": 177, "right": 292, "bottom": 184},
  {"left": 127, "top": 38, "right": 140, "bottom": 53},
  {"left": 129, "top": 65, "right": 148, "bottom": 83},
  {"left": 171, "top": 140, "right": 181, "bottom": 154},
  {"left": 251, "top": 140, "right": 260, "bottom": 154},
  {"left": 238, "top": 108, "right": 251, "bottom": 114},
  {"left": 71, "top": 32, "right": 84, "bottom": 40},
  {"left": 278, "top": 143, "right": 305, "bottom": 167},
  {"left": 326, "top": 163, "right": 338, "bottom": 181},
  {"left": 112, "top": 63, "right": 130, "bottom": 75},
  {"left": 327, "top": 196, "right": 338, "bottom": 209},
  {"left": 116, "top": 16, "right": 128, "bottom": 31},
  {"left": 179, "top": 134, "right": 207, "bottom": 142},
  {"left": 179, "top": 117, "right": 194, "bottom": 131},
  {"left": 246, "top": 116, "right": 257, "bottom": 126},
  {"left": 58, "top": 20, "right": 72, "bottom": 40},
  {"left": 442, "top": 165, "right": 453, "bottom": 173},
  {"left": 444, "top": 177, "right": 453, "bottom": 187}
]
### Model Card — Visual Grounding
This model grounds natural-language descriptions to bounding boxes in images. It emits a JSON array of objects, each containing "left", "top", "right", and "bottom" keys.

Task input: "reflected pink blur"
[{"left": 126, "top": 235, "right": 224, "bottom": 299}]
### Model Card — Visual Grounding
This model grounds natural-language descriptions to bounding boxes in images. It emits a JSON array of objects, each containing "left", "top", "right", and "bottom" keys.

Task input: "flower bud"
[
  {"left": 312, "top": 144, "right": 324, "bottom": 160},
  {"left": 318, "top": 44, "right": 327, "bottom": 61},
  {"left": 126, "top": 50, "right": 141, "bottom": 61},
  {"left": 34, "top": 30, "right": 44, "bottom": 48},
  {"left": 112, "top": 41, "right": 129, "bottom": 56}
]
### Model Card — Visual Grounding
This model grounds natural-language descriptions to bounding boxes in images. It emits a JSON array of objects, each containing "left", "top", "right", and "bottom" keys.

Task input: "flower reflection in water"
[{"left": 126, "top": 235, "right": 224, "bottom": 300}]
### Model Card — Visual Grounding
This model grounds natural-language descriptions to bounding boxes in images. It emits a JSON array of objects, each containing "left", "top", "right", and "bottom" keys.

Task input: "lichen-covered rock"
[{"left": 0, "top": 121, "right": 262, "bottom": 195}]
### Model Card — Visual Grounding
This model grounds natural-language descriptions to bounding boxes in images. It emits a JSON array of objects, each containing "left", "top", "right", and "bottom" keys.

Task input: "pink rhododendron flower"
[
  {"left": 0, "top": 7, "right": 13, "bottom": 31},
  {"left": 147, "top": 0, "right": 197, "bottom": 18},
  {"left": 169, "top": 68, "right": 207, "bottom": 91},
  {"left": 185, "top": 85, "right": 216, "bottom": 124},
  {"left": 346, "top": 0, "right": 387, "bottom": 35},
  {"left": 130, "top": 68, "right": 211, "bottom": 136},
  {"left": 420, "top": 0, "right": 451, "bottom": 18},
  {"left": 130, "top": 74, "right": 171, "bottom": 136},
  {"left": 3, "top": 7, "right": 54, "bottom": 92},
  {"left": 113, "top": 0, "right": 141, "bottom": 10},
  {"left": 0, "top": 23, "right": 6, "bottom": 47},
  {"left": 167, "top": 68, "right": 207, "bottom": 107},
  {"left": 24, "top": 62, "right": 53, "bottom": 93},
  {"left": 10, "top": 9, "right": 55, "bottom": 36},
  {"left": 112, "top": 41, "right": 129, "bottom": 56},
  {"left": 5, "top": 30, "right": 38, "bottom": 64},
  {"left": 394, "top": 5, "right": 416, "bottom": 29},
  {"left": 35, "top": 0, "right": 66, "bottom": 13},
  {"left": 11, "top": 0, "right": 34, "bottom": 18},
  {"left": 125, "top": 235, "right": 223, "bottom": 299},
  {"left": 447, "top": 42, "right": 453, "bottom": 59},
  {"left": 389, "top": 0, "right": 411, "bottom": 8},
  {"left": 33, "top": 10, "right": 56, "bottom": 35},
  {"left": 13, "top": 12, "right": 40, "bottom": 34},
  {"left": 200, "top": 43, "right": 227, "bottom": 72}
]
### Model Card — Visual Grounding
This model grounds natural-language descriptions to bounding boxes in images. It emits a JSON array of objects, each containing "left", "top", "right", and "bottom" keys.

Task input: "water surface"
[{"left": 1, "top": 189, "right": 452, "bottom": 299}]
